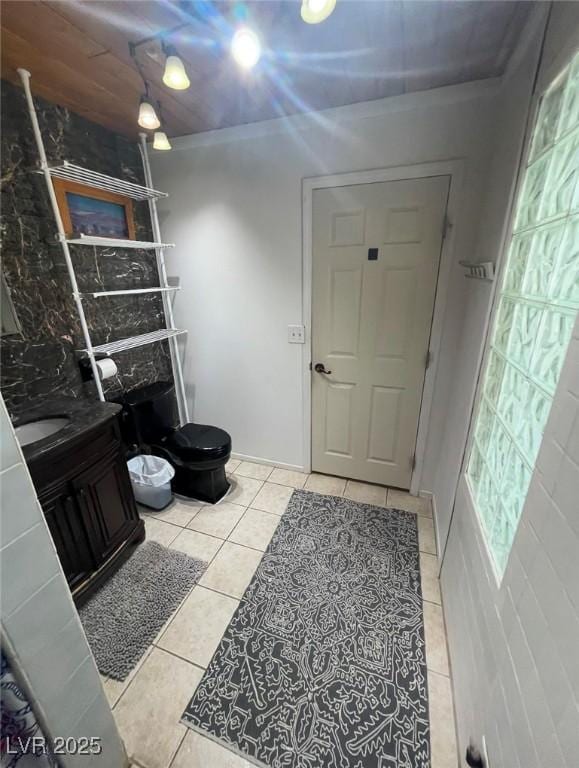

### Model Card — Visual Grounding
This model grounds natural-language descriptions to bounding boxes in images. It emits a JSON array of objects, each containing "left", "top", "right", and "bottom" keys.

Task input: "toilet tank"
[{"left": 120, "top": 381, "right": 179, "bottom": 446}]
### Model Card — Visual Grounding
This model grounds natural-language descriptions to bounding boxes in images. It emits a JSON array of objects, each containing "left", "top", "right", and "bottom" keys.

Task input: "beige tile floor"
[{"left": 104, "top": 461, "right": 458, "bottom": 768}]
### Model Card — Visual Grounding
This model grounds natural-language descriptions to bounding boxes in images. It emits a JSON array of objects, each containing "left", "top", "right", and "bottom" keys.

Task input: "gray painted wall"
[
  {"left": 430, "top": 7, "right": 547, "bottom": 553},
  {"left": 441, "top": 5, "right": 579, "bottom": 766},
  {"left": 151, "top": 79, "right": 499, "bottom": 473}
]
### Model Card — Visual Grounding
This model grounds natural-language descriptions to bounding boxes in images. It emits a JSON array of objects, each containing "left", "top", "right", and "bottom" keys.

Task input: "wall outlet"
[{"left": 288, "top": 324, "right": 305, "bottom": 344}]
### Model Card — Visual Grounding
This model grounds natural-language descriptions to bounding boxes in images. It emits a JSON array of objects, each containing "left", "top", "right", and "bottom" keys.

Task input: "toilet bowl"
[{"left": 117, "top": 381, "right": 231, "bottom": 504}]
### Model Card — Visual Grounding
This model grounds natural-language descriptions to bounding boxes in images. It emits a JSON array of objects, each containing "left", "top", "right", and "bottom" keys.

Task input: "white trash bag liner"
[
  {"left": 127, "top": 455, "right": 175, "bottom": 510},
  {"left": 128, "top": 455, "right": 175, "bottom": 486}
]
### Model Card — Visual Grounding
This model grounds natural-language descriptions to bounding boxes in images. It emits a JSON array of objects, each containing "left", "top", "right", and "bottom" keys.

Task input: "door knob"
[{"left": 314, "top": 363, "right": 332, "bottom": 375}]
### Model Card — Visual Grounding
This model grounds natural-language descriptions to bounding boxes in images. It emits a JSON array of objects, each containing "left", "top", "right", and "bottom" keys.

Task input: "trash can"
[{"left": 127, "top": 455, "right": 175, "bottom": 510}]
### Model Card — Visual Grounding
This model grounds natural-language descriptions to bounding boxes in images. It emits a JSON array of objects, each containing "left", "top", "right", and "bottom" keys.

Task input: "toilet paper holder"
[{"left": 79, "top": 354, "right": 118, "bottom": 382}]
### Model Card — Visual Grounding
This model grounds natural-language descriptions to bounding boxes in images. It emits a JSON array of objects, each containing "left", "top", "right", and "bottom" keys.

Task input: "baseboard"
[
  {"left": 230, "top": 452, "right": 306, "bottom": 473},
  {"left": 420, "top": 490, "right": 442, "bottom": 564}
]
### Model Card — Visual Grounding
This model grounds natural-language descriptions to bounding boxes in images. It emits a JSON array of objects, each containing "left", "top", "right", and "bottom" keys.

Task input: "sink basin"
[{"left": 15, "top": 417, "right": 70, "bottom": 447}]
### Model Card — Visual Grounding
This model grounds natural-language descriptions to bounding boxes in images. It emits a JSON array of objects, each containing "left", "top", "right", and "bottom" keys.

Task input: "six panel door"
[{"left": 311, "top": 176, "right": 450, "bottom": 488}]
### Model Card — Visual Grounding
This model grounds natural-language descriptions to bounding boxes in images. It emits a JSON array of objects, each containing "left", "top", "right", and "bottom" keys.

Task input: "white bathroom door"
[{"left": 311, "top": 175, "right": 449, "bottom": 489}]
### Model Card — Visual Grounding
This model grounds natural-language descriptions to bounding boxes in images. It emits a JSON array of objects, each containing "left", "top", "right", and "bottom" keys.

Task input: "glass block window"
[{"left": 467, "top": 51, "right": 579, "bottom": 578}]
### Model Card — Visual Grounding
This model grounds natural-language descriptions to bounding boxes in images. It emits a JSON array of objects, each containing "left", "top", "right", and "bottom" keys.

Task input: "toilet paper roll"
[{"left": 96, "top": 358, "right": 118, "bottom": 380}]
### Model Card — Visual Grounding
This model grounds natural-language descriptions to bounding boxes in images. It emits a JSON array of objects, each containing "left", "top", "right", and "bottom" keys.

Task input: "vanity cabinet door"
[
  {"left": 40, "top": 485, "right": 96, "bottom": 592},
  {"left": 28, "top": 412, "right": 144, "bottom": 606},
  {"left": 74, "top": 450, "right": 139, "bottom": 565}
]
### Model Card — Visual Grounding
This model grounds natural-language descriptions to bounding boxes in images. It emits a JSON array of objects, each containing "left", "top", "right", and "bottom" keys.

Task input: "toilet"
[{"left": 117, "top": 381, "right": 231, "bottom": 504}]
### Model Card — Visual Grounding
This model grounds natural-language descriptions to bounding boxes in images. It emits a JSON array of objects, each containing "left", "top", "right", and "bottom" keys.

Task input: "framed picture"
[{"left": 53, "top": 179, "right": 136, "bottom": 239}]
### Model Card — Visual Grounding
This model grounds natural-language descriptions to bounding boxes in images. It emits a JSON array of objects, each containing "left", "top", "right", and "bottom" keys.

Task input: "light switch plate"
[{"left": 288, "top": 324, "right": 305, "bottom": 344}]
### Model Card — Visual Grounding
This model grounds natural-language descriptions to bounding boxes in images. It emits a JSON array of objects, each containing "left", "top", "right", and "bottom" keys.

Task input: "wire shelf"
[
  {"left": 82, "top": 286, "right": 181, "bottom": 299},
  {"left": 66, "top": 234, "right": 174, "bottom": 249},
  {"left": 79, "top": 328, "right": 187, "bottom": 356},
  {"left": 43, "top": 161, "right": 168, "bottom": 200}
]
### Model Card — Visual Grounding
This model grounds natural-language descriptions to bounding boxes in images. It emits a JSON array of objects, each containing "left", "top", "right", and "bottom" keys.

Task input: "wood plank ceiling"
[{"left": 1, "top": 1, "right": 533, "bottom": 139}]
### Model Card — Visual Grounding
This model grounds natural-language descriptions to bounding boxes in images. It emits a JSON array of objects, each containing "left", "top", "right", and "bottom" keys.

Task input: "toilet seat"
[{"left": 166, "top": 423, "right": 231, "bottom": 463}]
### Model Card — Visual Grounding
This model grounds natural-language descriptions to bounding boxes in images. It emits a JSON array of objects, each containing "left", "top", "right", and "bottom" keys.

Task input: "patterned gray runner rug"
[
  {"left": 182, "top": 489, "right": 429, "bottom": 768},
  {"left": 80, "top": 540, "right": 206, "bottom": 681}
]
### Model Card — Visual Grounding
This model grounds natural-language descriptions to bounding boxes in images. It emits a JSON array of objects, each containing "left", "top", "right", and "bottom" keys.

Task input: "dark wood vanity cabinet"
[
  {"left": 29, "top": 413, "right": 144, "bottom": 605},
  {"left": 40, "top": 486, "right": 96, "bottom": 595},
  {"left": 73, "top": 449, "right": 139, "bottom": 565}
]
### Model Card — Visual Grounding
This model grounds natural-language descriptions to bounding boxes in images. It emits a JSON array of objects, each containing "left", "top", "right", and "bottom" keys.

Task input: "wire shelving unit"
[
  {"left": 66, "top": 234, "right": 174, "bottom": 249},
  {"left": 39, "top": 161, "right": 168, "bottom": 200},
  {"left": 78, "top": 329, "right": 187, "bottom": 357},
  {"left": 82, "top": 286, "right": 181, "bottom": 299},
  {"left": 18, "top": 68, "right": 189, "bottom": 423}
]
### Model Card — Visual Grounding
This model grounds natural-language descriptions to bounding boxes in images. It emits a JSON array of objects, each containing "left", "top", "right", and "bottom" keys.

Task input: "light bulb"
[
  {"left": 163, "top": 54, "right": 190, "bottom": 90},
  {"left": 138, "top": 99, "right": 160, "bottom": 130},
  {"left": 153, "top": 131, "right": 172, "bottom": 151},
  {"left": 231, "top": 27, "right": 261, "bottom": 70},
  {"left": 300, "top": 0, "right": 336, "bottom": 24}
]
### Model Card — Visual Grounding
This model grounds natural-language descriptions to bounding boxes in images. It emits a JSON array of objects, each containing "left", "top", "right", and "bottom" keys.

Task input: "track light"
[
  {"left": 153, "top": 131, "right": 172, "bottom": 151},
  {"left": 138, "top": 98, "right": 160, "bottom": 130},
  {"left": 301, "top": 0, "right": 336, "bottom": 24},
  {"left": 162, "top": 45, "right": 190, "bottom": 90},
  {"left": 129, "top": 44, "right": 161, "bottom": 128},
  {"left": 231, "top": 27, "right": 261, "bottom": 70}
]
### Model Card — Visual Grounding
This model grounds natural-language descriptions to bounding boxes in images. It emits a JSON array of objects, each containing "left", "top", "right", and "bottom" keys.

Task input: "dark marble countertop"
[{"left": 12, "top": 396, "right": 121, "bottom": 464}]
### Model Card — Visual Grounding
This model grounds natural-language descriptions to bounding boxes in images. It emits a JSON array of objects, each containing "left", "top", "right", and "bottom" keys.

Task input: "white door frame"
[{"left": 302, "top": 159, "right": 465, "bottom": 495}]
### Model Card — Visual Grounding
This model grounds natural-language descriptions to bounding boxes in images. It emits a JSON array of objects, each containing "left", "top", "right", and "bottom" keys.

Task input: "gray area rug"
[
  {"left": 182, "top": 489, "right": 429, "bottom": 768},
  {"left": 80, "top": 541, "right": 206, "bottom": 681}
]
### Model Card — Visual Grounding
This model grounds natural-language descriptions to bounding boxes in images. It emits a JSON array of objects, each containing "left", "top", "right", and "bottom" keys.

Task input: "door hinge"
[
  {"left": 425, "top": 349, "right": 432, "bottom": 370},
  {"left": 410, "top": 452, "right": 417, "bottom": 471},
  {"left": 442, "top": 214, "right": 452, "bottom": 241}
]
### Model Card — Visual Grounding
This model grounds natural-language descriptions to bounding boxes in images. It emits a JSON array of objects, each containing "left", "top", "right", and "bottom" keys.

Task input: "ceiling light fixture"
[
  {"left": 162, "top": 44, "right": 190, "bottom": 90},
  {"left": 153, "top": 131, "right": 172, "bottom": 151},
  {"left": 300, "top": 0, "right": 336, "bottom": 24},
  {"left": 138, "top": 97, "right": 161, "bottom": 130},
  {"left": 231, "top": 27, "right": 261, "bottom": 70}
]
